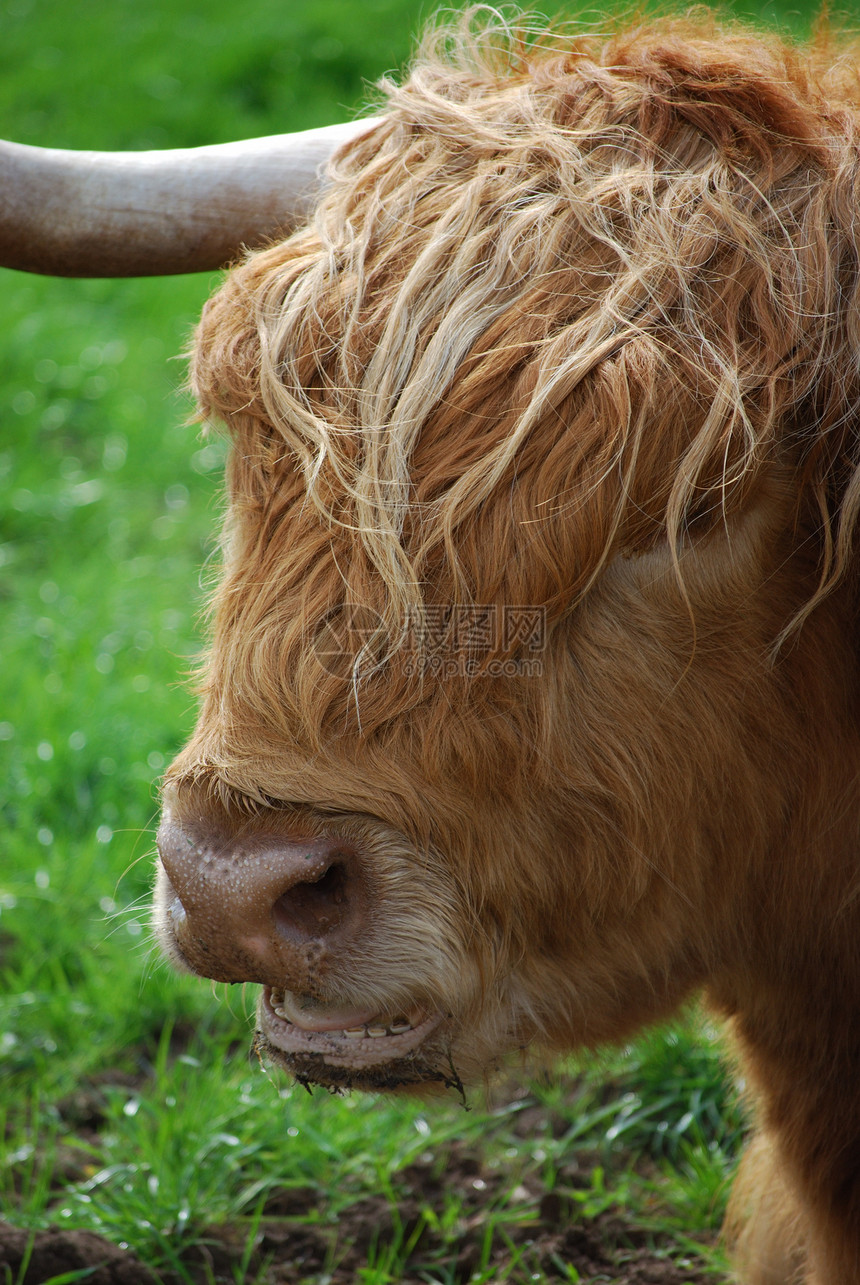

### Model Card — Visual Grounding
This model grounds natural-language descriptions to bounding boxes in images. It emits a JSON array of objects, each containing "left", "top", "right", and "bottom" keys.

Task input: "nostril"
[
  {"left": 157, "top": 815, "right": 367, "bottom": 973},
  {"left": 272, "top": 855, "right": 353, "bottom": 941}
]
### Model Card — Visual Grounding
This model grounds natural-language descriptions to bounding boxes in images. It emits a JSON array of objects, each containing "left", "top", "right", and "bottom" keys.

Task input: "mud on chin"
[
  {"left": 254, "top": 1032, "right": 463, "bottom": 1092},
  {"left": 255, "top": 1006, "right": 460, "bottom": 1092}
]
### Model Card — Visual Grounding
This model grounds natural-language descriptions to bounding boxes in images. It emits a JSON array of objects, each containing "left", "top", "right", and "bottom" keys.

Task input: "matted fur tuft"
[{"left": 195, "top": 6, "right": 860, "bottom": 682}]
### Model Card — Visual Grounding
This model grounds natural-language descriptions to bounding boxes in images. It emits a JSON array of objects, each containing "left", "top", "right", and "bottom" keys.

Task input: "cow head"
[{"left": 151, "top": 12, "right": 860, "bottom": 1097}]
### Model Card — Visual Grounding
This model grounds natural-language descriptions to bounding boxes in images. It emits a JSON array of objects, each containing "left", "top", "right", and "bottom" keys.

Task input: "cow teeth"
[
  {"left": 344, "top": 1027, "right": 367, "bottom": 1038},
  {"left": 366, "top": 1025, "right": 388, "bottom": 1038},
  {"left": 388, "top": 1020, "right": 412, "bottom": 1034},
  {"left": 273, "top": 1006, "right": 290, "bottom": 1021},
  {"left": 270, "top": 989, "right": 285, "bottom": 1006}
]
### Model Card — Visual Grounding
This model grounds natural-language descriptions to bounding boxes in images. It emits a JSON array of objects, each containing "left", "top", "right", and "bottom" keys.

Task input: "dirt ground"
[
  {"left": 2, "top": 1068, "right": 725, "bottom": 1284},
  {"left": 0, "top": 1204, "right": 718, "bottom": 1285},
  {"left": 0, "top": 1150, "right": 722, "bottom": 1285}
]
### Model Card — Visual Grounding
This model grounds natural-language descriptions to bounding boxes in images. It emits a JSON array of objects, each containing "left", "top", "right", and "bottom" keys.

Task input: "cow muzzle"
[
  {"left": 155, "top": 812, "right": 369, "bottom": 989},
  {"left": 154, "top": 799, "right": 459, "bottom": 1089}
]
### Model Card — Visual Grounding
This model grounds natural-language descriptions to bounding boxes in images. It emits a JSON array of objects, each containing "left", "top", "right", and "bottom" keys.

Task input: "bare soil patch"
[
  {"left": 2, "top": 1156, "right": 722, "bottom": 1284},
  {"left": 3, "top": 1068, "right": 725, "bottom": 1283},
  {"left": 0, "top": 1206, "right": 716, "bottom": 1285}
]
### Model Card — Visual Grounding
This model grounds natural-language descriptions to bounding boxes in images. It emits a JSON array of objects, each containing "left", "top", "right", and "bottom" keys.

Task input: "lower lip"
[{"left": 259, "top": 988, "right": 443, "bottom": 1068}]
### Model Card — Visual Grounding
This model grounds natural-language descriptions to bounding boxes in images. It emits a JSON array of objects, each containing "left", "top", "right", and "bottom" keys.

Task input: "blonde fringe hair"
[{"left": 193, "top": 6, "right": 860, "bottom": 674}]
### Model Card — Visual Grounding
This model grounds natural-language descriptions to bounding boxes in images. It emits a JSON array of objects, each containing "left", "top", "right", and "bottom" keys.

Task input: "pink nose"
[{"left": 156, "top": 816, "right": 367, "bottom": 986}]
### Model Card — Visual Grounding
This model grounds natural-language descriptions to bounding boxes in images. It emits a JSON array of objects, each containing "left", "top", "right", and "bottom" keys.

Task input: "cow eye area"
[{"left": 272, "top": 855, "right": 351, "bottom": 938}]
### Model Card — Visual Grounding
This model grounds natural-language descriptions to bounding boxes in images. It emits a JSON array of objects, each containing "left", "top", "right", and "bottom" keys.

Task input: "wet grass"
[
  {"left": 0, "top": 0, "right": 833, "bottom": 1280},
  {"left": 3, "top": 1007, "right": 739, "bottom": 1281}
]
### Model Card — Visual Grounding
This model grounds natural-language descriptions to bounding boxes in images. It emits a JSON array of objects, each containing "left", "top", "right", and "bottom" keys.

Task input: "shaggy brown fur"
[{"left": 156, "top": 10, "right": 860, "bottom": 1282}]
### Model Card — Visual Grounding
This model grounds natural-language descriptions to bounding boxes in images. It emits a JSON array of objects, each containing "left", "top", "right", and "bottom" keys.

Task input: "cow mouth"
[{"left": 258, "top": 986, "right": 449, "bottom": 1086}]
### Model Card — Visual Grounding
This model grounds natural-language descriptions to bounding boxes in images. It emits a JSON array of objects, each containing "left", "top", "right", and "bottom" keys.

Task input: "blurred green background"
[
  {"left": 0, "top": 0, "right": 425, "bottom": 937},
  {"left": 0, "top": 0, "right": 851, "bottom": 1279},
  {"left": 0, "top": 1, "right": 442, "bottom": 1269}
]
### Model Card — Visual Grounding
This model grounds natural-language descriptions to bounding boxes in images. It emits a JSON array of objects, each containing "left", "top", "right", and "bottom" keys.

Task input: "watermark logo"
[
  {"left": 312, "top": 603, "right": 546, "bottom": 679},
  {"left": 311, "top": 603, "right": 387, "bottom": 680},
  {"left": 402, "top": 604, "right": 545, "bottom": 678}
]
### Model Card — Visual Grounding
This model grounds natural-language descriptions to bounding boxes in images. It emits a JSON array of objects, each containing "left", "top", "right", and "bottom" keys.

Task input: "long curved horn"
[{"left": 0, "top": 118, "right": 380, "bottom": 278}]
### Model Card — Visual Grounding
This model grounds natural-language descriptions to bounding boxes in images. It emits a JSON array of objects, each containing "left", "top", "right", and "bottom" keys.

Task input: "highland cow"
[
  {"left": 150, "top": 14, "right": 860, "bottom": 1281},
  {"left": 10, "top": 8, "right": 859, "bottom": 1282}
]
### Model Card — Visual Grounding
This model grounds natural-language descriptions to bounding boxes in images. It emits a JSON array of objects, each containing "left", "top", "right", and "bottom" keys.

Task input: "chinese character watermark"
[{"left": 311, "top": 603, "right": 546, "bottom": 679}]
